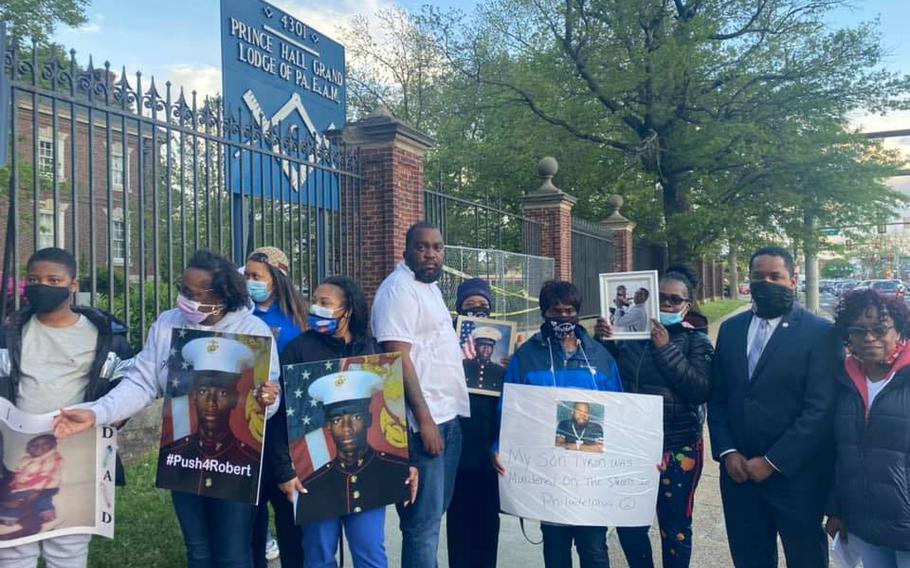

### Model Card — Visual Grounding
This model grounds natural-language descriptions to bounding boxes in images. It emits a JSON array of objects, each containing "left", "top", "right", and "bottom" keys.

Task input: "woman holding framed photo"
[{"left": 596, "top": 266, "right": 714, "bottom": 568}]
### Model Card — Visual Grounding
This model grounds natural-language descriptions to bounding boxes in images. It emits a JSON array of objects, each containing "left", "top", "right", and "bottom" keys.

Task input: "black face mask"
[
  {"left": 463, "top": 309, "right": 490, "bottom": 319},
  {"left": 24, "top": 284, "right": 72, "bottom": 314},
  {"left": 750, "top": 280, "right": 795, "bottom": 319},
  {"left": 545, "top": 316, "right": 579, "bottom": 340}
]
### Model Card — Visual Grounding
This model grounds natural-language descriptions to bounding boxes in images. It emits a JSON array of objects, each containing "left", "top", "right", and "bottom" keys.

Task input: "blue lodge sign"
[{"left": 220, "top": 0, "right": 346, "bottom": 195}]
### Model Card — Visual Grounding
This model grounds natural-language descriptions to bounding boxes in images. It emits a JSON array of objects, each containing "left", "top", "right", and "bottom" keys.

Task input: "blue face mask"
[
  {"left": 659, "top": 311, "right": 684, "bottom": 326},
  {"left": 247, "top": 280, "right": 271, "bottom": 304},
  {"left": 309, "top": 304, "right": 342, "bottom": 334}
]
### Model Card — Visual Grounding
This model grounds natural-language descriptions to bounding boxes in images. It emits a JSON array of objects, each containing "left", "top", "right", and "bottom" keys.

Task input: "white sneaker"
[{"left": 265, "top": 538, "right": 280, "bottom": 561}]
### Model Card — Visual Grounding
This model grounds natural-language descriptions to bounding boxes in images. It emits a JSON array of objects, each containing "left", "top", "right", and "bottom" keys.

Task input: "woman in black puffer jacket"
[
  {"left": 596, "top": 266, "right": 714, "bottom": 568},
  {"left": 826, "top": 289, "right": 910, "bottom": 566}
]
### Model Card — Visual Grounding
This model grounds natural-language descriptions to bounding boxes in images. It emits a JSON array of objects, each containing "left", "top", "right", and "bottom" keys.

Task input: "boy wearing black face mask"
[
  {"left": 708, "top": 245, "right": 841, "bottom": 568},
  {"left": 0, "top": 248, "right": 132, "bottom": 566}
]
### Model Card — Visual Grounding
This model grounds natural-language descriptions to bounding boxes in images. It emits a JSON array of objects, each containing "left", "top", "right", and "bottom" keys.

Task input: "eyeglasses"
[
  {"left": 846, "top": 325, "right": 894, "bottom": 340},
  {"left": 659, "top": 293, "right": 690, "bottom": 306},
  {"left": 175, "top": 279, "right": 214, "bottom": 299}
]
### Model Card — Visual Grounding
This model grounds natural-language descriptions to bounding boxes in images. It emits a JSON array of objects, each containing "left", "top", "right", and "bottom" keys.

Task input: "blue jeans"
[
  {"left": 302, "top": 506, "right": 387, "bottom": 568},
  {"left": 171, "top": 491, "right": 257, "bottom": 568},
  {"left": 396, "top": 418, "right": 462, "bottom": 568},
  {"left": 849, "top": 533, "right": 910, "bottom": 568}
]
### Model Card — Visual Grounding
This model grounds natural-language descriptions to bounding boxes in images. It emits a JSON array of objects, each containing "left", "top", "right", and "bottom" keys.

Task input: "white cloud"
[
  {"left": 163, "top": 64, "right": 223, "bottom": 101},
  {"left": 59, "top": 14, "right": 104, "bottom": 35},
  {"left": 270, "top": 0, "right": 396, "bottom": 40}
]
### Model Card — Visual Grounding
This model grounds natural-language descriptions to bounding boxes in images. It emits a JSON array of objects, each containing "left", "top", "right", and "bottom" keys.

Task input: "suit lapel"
[{"left": 750, "top": 306, "right": 803, "bottom": 383}]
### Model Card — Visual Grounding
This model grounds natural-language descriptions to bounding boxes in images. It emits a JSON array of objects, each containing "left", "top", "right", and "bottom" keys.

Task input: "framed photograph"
[
  {"left": 455, "top": 316, "right": 518, "bottom": 396},
  {"left": 156, "top": 329, "right": 274, "bottom": 504},
  {"left": 599, "top": 270, "right": 660, "bottom": 340},
  {"left": 283, "top": 353, "right": 410, "bottom": 523}
]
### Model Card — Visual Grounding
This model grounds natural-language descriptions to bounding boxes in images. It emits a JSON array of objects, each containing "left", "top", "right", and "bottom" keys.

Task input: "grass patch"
[
  {"left": 699, "top": 299, "right": 748, "bottom": 323},
  {"left": 88, "top": 451, "right": 187, "bottom": 568}
]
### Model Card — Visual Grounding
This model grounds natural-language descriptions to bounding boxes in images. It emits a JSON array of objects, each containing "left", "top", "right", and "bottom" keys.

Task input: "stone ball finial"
[
  {"left": 538, "top": 157, "right": 558, "bottom": 179},
  {"left": 608, "top": 194, "right": 624, "bottom": 211}
]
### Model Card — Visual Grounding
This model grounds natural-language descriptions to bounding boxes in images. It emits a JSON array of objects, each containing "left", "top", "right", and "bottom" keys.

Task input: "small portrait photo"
[
  {"left": 283, "top": 353, "right": 410, "bottom": 524},
  {"left": 599, "top": 270, "right": 660, "bottom": 340},
  {"left": 554, "top": 401, "right": 605, "bottom": 453},
  {"left": 156, "top": 329, "right": 274, "bottom": 504},
  {"left": 0, "top": 427, "right": 96, "bottom": 542},
  {"left": 455, "top": 316, "right": 517, "bottom": 396}
]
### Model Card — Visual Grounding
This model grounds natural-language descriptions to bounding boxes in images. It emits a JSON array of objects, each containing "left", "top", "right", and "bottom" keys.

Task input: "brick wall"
[
  {"left": 523, "top": 202, "right": 573, "bottom": 281},
  {"left": 1, "top": 103, "right": 152, "bottom": 279},
  {"left": 330, "top": 110, "right": 434, "bottom": 301},
  {"left": 357, "top": 145, "right": 426, "bottom": 299}
]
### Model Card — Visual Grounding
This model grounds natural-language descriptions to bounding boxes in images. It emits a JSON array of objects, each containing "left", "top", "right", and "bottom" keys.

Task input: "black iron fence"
[
  {"left": 1, "top": 41, "right": 362, "bottom": 347},
  {"left": 572, "top": 218, "right": 614, "bottom": 318},
  {"left": 424, "top": 188, "right": 543, "bottom": 256}
]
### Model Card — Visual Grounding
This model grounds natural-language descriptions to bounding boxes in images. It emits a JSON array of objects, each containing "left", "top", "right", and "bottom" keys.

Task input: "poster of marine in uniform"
[
  {"left": 283, "top": 353, "right": 410, "bottom": 523},
  {"left": 156, "top": 329, "right": 273, "bottom": 504},
  {"left": 455, "top": 316, "right": 517, "bottom": 396}
]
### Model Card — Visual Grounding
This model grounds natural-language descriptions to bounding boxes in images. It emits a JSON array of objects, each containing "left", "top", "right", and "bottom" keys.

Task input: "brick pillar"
[
  {"left": 601, "top": 195, "right": 636, "bottom": 272},
  {"left": 521, "top": 157, "right": 576, "bottom": 281},
  {"left": 328, "top": 106, "right": 433, "bottom": 300}
]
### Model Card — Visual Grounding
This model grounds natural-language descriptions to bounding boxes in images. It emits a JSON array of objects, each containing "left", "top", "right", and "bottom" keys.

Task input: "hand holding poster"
[
  {"left": 455, "top": 316, "right": 517, "bottom": 396},
  {"left": 498, "top": 384, "right": 663, "bottom": 527},
  {"left": 283, "top": 353, "right": 409, "bottom": 523},
  {"left": 156, "top": 329, "right": 273, "bottom": 503},
  {"left": 0, "top": 398, "right": 115, "bottom": 547}
]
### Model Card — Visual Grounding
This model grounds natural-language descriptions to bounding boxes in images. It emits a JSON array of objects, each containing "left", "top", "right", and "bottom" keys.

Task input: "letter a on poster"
[{"left": 498, "top": 384, "right": 663, "bottom": 526}]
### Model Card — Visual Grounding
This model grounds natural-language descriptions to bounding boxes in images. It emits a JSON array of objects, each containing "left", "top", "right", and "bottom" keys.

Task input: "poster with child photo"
[{"left": 0, "top": 398, "right": 115, "bottom": 548}]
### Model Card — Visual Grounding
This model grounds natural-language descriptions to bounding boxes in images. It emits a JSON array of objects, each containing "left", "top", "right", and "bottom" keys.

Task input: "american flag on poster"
[
  {"left": 284, "top": 359, "right": 336, "bottom": 473},
  {"left": 459, "top": 319, "right": 477, "bottom": 359}
]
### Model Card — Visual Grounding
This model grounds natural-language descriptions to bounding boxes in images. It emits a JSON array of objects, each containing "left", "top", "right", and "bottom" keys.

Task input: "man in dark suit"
[{"left": 708, "top": 246, "right": 841, "bottom": 568}]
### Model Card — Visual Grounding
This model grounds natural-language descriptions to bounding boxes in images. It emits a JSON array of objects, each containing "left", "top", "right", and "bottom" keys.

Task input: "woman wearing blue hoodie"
[{"left": 493, "top": 280, "right": 622, "bottom": 568}]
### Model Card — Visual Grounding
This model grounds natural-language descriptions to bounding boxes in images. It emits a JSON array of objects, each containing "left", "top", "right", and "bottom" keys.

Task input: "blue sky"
[{"left": 51, "top": 0, "right": 910, "bottom": 132}]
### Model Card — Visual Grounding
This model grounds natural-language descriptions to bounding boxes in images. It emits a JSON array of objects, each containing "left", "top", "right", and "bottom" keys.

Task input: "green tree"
[
  {"left": 422, "top": 0, "right": 910, "bottom": 262},
  {"left": 0, "top": 0, "right": 88, "bottom": 42},
  {"left": 822, "top": 258, "right": 854, "bottom": 279}
]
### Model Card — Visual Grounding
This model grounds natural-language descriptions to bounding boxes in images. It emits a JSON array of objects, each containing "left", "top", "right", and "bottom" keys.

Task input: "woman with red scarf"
[{"left": 827, "top": 289, "right": 910, "bottom": 567}]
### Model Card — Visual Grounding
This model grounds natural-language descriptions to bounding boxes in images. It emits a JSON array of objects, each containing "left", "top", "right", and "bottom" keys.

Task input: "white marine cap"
[
  {"left": 474, "top": 326, "right": 502, "bottom": 343},
  {"left": 182, "top": 337, "right": 255, "bottom": 375},
  {"left": 308, "top": 370, "right": 384, "bottom": 407}
]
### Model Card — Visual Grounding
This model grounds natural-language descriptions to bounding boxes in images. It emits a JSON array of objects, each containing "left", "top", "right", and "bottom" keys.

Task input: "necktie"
[{"left": 747, "top": 319, "right": 771, "bottom": 379}]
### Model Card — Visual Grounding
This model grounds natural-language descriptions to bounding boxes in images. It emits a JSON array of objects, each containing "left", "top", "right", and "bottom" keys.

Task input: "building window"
[
  {"left": 37, "top": 209, "right": 65, "bottom": 249},
  {"left": 111, "top": 143, "right": 129, "bottom": 191},
  {"left": 38, "top": 127, "right": 66, "bottom": 181},
  {"left": 38, "top": 139, "right": 54, "bottom": 178},
  {"left": 112, "top": 218, "right": 126, "bottom": 263}
]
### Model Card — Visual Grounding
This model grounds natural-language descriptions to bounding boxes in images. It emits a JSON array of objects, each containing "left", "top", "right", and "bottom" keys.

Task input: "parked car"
[{"left": 863, "top": 279, "right": 905, "bottom": 299}]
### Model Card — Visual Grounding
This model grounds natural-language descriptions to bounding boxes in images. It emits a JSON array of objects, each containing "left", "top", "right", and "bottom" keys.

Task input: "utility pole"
[{"left": 804, "top": 213, "right": 820, "bottom": 313}]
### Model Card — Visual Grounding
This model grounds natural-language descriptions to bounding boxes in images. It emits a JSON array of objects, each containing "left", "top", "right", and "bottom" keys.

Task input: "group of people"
[{"left": 0, "top": 222, "right": 905, "bottom": 568}]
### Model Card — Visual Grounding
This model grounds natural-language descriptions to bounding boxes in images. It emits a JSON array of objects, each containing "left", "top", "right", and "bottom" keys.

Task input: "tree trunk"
[
  {"left": 660, "top": 174, "right": 696, "bottom": 265},
  {"left": 729, "top": 245, "right": 740, "bottom": 300}
]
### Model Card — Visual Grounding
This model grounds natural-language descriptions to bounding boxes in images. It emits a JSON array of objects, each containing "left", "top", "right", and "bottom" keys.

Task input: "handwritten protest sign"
[
  {"left": 0, "top": 398, "right": 115, "bottom": 547},
  {"left": 498, "top": 383, "right": 663, "bottom": 526}
]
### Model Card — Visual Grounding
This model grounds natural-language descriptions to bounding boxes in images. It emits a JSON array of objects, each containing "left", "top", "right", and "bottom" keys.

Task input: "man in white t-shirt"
[{"left": 371, "top": 222, "right": 470, "bottom": 568}]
